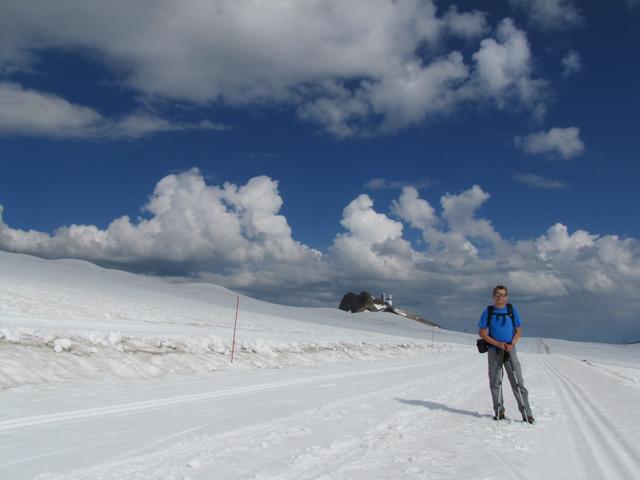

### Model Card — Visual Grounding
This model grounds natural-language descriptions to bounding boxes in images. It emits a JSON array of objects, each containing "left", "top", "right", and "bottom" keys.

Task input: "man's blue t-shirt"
[{"left": 478, "top": 305, "right": 522, "bottom": 343}]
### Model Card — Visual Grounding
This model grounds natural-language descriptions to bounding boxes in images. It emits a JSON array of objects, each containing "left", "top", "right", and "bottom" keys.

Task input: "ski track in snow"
[
  {"left": 28, "top": 356, "right": 480, "bottom": 480},
  {"left": 542, "top": 357, "right": 640, "bottom": 479},
  {"left": 0, "top": 363, "right": 434, "bottom": 433},
  {"left": 4, "top": 353, "right": 539, "bottom": 480}
]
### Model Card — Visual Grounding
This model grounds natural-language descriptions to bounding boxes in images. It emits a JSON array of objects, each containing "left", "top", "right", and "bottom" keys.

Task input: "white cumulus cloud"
[
  {"left": 339, "top": 195, "right": 404, "bottom": 245},
  {"left": 391, "top": 186, "right": 438, "bottom": 231},
  {"left": 0, "top": 169, "right": 319, "bottom": 268},
  {"left": 0, "top": 1, "right": 548, "bottom": 138},
  {"left": 330, "top": 194, "right": 416, "bottom": 279},
  {"left": 470, "top": 19, "right": 548, "bottom": 113},
  {"left": 440, "top": 185, "right": 501, "bottom": 245},
  {"left": 515, "top": 127, "right": 585, "bottom": 159},
  {"left": 3, "top": 173, "right": 639, "bottom": 342}
]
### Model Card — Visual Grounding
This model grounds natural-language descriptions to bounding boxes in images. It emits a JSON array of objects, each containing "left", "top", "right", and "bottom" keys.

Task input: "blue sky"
[{"left": 1, "top": 0, "right": 639, "bottom": 342}]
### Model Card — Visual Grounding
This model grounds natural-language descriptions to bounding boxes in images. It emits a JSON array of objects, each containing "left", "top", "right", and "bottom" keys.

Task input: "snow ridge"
[{"left": 0, "top": 326, "right": 461, "bottom": 389}]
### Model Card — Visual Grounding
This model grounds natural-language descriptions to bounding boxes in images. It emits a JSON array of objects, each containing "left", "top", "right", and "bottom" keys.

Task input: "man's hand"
[{"left": 504, "top": 343, "right": 514, "bottom": 352}]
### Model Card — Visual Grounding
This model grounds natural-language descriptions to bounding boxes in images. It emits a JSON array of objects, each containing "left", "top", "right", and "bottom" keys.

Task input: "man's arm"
[
  {"left": 479, "top": 328, "right": 507, "bottom": 350},
  {"left": 499, "top": 327, "right": 522, "bottom": 352},
  {"left": 510, "top": 326, "right": 522, "bottom": 350}
]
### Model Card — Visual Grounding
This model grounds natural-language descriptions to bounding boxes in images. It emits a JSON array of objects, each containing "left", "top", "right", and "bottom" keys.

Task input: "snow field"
[
  {"left": 1, "top": 251, "right": 639, "bottom": 479},
  {"left": 12, "top": 350, "right": 630, "bottom": 480}
]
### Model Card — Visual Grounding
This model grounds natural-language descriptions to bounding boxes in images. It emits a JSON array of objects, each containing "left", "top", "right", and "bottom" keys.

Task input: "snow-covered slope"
[
  {"left": 0, "top": 251, "right": 455, "bottom": 389},
  {"left": 1, "top": 251, "right": 639, "bottom": 479}
]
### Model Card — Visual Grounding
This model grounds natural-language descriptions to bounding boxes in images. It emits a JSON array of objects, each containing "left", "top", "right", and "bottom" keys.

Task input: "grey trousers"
[{"left": 488, "top": 347, "right": 532, "bottom": 418}]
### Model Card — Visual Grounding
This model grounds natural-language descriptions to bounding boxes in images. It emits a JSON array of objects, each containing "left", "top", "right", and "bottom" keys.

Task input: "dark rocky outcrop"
[
  {"left": 339, "top": 291, "right": 376, "bottom": 313},
  {"left": 338, "top": 291, "right": 439, "bottom": 327}
]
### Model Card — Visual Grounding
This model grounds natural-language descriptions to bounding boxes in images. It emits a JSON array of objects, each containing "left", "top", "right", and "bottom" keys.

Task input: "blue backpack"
[
  {"left": 477, "top": 303, "right": 516, "bottom": 353},
  {"left": 487, "top": 303, "right": 516, "bottom": 338}
]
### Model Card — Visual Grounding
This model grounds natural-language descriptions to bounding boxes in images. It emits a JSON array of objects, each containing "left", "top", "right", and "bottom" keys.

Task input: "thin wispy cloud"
[
  {"left": 249, "top": 153, "right": 284, "bottom": 159},
  {"left": 561, "top": 50, "right": 582, "bottom": 78},
  {"left": 513, "top": 172, "right": 568, "bottom": 189},
  {"left": 509, "top": 0, "right": 584, "bottom": 30},
  {"left": 364, "top": 178, "right": 434, "bottom": 191},
  {"left": 0, "top": 82, "right": 230, "bottom": 139}
]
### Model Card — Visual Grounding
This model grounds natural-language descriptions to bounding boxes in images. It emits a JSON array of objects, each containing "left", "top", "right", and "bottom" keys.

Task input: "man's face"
[{"left": 493, "top": 289, "right": 508, "bottom": 308}]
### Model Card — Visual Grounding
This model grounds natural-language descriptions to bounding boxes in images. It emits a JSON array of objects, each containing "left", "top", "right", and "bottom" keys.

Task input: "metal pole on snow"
[
  {"left": 497, "top": 348, "right": 505, "bottom": 424},
  {"left": 230, "top": 295, "right": 240, "bottom": 363},
  {"left": 431, "top": 325, "right": 434, "bottom": 350},
  {"left": 512, "top": 358, "right": 530, "bottom": 423}
]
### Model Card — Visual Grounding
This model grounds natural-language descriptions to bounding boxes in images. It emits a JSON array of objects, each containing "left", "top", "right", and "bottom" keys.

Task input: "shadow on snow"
[{"left": 396, "top": 398, "right": 492, "bottom": 419}]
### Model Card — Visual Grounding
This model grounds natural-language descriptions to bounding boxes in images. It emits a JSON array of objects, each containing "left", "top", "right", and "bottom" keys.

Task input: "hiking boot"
[
  {"left": 523, "top": 415, "right": 535, "bottom": 424},
  {"left": 493, "top": 410, "right": 506, "bottom": 421}
]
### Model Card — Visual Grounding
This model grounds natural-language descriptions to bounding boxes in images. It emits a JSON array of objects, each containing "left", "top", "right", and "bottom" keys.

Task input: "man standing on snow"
[{"left": 478, "top": 285, "right": 534, "bottom": 424}]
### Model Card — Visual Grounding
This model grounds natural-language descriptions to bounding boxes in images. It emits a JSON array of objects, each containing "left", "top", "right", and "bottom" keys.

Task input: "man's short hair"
[{"left": 493, "top": 285, "right": 509, "bottom": 296}]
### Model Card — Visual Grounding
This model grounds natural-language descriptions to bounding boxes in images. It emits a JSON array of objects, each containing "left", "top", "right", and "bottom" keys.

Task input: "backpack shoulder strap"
[
  {"left": 486, "top": 305, "right": 494, "bottom": 333},
  {"left": 507, "top": 303, "right": 516, "bottom": 329}
]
